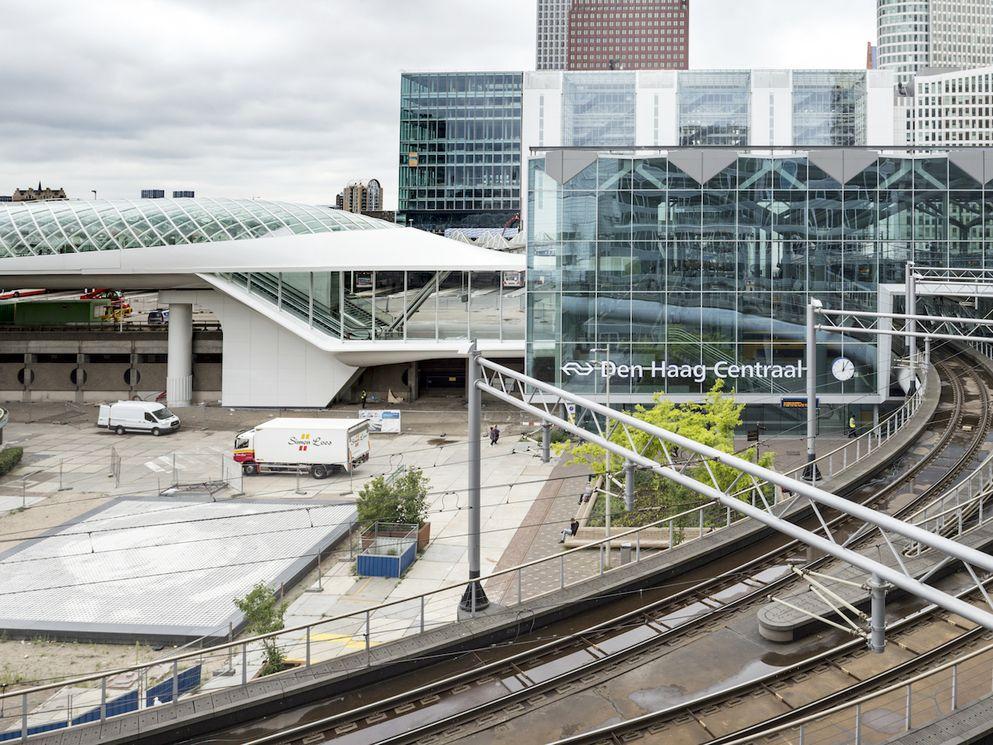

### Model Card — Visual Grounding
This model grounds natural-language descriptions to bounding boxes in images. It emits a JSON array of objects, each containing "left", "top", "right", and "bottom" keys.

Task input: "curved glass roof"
[{"left": 0, "top": 198, "right": 397, "bottom": 257}]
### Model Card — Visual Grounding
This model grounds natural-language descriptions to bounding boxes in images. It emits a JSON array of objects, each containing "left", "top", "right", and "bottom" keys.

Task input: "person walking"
[
  {"left": 489, "top": 425, "right": 501, "bottom": 446},
  {"left": 360, "top": 390, "right": 368, "bottom": 408},
  {"left": 848, "top": 414, "right": 857, "bottom": 439}
]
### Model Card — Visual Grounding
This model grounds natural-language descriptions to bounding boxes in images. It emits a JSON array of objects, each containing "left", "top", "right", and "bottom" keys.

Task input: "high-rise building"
[
  {"left": 337, "top": 179, "right": 384, "bottom": 215},
  {"left": 398, "top": 72, "right": 522, "bottom": 232},
  {"left": 141, "top": 189, "right": 165, "bottom": 199},
  {"left": 567, "top": 0, "right": 689, "bottom": 71},
  {"left": 537, "top": 0, "right": 571, "bottom": 71},
  {"left": 913, "top": 65, "right": 993, "bottom": 144},
  {"left": 538, "top": 0, "right": 689, "bottom": 72},
  {"left": 172, "top": 190, "right": 195, "bottom": 198},
  {"left": 11, "top": 183, "right": 66, "bottom": 202},
  {"left": 877, "top": 0, "right": 993, "bottom": 87}
]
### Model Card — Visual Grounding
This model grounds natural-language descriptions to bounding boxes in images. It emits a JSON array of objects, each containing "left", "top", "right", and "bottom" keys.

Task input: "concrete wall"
[
  {"left": 0, "top": 331, "right": 221, "bottom": 403},
  {"left": 161, "top": 289, "right": 357, "bottom": 408}
]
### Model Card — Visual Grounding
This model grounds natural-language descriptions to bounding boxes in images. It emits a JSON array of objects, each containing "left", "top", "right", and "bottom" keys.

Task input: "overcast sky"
[{"left": 0, "top": 1, "right": 875, "bottom": 209}]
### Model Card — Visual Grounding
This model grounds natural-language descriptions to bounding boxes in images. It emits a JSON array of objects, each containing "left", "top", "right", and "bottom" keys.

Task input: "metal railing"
[
  {"left": 0, "top": 498, "right": 775, "bottom": 741},
  {"left": 0, "top": 373, "right": 939, "bottom": 739},
  {"left": 781, "top": 359, "right": 930, "bottom": 484},
  {"left": 722, "top": 641, "right": 993, "bottom": 745}
]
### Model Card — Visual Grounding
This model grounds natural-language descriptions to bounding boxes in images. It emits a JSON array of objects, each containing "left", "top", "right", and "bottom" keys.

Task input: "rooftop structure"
[
  {"left": 11, "top": 182, "right": 66, "bottom": 202},
  {"left": 0, "top": 198, "right": 524, "bottom": 407}
]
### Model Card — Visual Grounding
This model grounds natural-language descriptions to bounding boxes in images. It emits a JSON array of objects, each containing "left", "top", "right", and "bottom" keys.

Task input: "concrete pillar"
[{"left": 166, "top": 303, "right": 193, "bottom": 408}]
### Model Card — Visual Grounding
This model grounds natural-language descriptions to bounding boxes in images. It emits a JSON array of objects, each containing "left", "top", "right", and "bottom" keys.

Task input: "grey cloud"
[{"left": 1, "top": 0, "right": 871, "bottom": 206}]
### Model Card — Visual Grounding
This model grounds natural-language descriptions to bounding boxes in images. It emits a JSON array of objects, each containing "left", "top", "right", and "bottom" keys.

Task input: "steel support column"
[
  {"left": 541, "top": 423, "right": 551, "bottom": 464},
  {"left": 906, "top": 261, "right": 917, "bottom": 395},
  {"left": 459, "top": 341, "right": 488, "bottom": 612},
  {"left": 624, "top": 461, "right": 635, "bottom": 511},
  {"left": 868, "top": 573, "right": 888, "bottom": 653},
  {"left": 804, "top": 299, "right": 821, "bottom": 482}
]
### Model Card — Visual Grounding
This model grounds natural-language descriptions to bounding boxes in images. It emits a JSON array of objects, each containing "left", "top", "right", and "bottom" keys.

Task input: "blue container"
[{"left": 357, "top": 543, "right": 416, "bottom": 578}]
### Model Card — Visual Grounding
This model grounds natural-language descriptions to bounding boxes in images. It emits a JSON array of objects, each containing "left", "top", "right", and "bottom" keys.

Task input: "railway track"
[{"left": 222, "top": 350, "right": 993, "bottom": 745}]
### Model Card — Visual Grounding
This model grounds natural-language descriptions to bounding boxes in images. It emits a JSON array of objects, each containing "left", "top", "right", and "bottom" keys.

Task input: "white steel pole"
[
  {"left": 906, "top": 261, "right": 917, "bottom": 395},
  {"left": 805, "top": 299, "right": 821, "bottom": 482},
  {"left": 459, "top": 340, "right": 488, "bottom": 613}
]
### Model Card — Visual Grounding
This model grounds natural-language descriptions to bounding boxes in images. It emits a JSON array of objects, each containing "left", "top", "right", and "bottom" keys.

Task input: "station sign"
[
  {"left": 561, "top": 360, "right": 805, "bottom": 384},
  {"left": 781, "top": 397, "right": 818, "bottom": 409}
]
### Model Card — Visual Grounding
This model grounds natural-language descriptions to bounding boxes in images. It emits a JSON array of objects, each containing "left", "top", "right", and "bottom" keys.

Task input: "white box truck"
[
  {"left": 233, "top": 418, "right": 370, "bottom": 479},
  {"left": 97, "top": 401, "right": 181, "bottom": 436}
]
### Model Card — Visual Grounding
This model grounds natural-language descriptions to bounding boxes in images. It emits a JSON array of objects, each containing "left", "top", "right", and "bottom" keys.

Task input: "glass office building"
[
  {"left": 527, "top": 148, "right": 987, "bottom": 423},
  {"left": 792, "top": 71, "right": 866, "bottom": 146},
  {"left": 398, "top": 72, "right": 523, "bottom": 232}
]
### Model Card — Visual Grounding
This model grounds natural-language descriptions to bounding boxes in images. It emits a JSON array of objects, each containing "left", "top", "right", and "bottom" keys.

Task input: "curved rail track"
[{"left": 209, "top": 349, "right": 993, "bottom": 745}]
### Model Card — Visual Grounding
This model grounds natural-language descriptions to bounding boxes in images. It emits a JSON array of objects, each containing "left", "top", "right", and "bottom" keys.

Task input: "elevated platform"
[{"left": 25, "top": 368, "right": 942, "bottom": 744}]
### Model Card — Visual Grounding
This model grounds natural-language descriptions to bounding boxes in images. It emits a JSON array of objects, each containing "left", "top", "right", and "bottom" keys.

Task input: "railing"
[
  {"left": 781, "top": 358, "right": 930, "bottom": 484},
  {"left": 721, "top": 641, "right": 993, "bottom": 745},
  {"left": 0, "top": 373, "right": 938, "bottom": 739},
  {"left": 905, "top": 339, "right": 993, "bottom": 552},
  {"left": 0, "top": 499, "right": 771, "bottom": 741}
]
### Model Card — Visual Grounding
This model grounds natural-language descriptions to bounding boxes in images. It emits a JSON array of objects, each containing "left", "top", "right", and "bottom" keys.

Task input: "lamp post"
[{"left": 592, "top": 345, "right": 611, "bottom": 566}]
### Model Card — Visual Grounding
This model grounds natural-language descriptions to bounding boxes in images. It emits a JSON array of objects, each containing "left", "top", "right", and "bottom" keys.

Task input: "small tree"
[
  {"left": 570, "top": 381, "right": 775, "bottom": 528},
  {"left": 234, "top": 583, "right": 288, "bottom": 676},
  {"left": 356, "top": 467, "right": 430, "bottom": 526}
]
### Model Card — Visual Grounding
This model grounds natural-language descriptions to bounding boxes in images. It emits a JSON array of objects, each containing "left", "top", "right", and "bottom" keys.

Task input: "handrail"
[
  {"left": 0, "top": 504, "right": 723, "bottom": 705},
  {"left": 720, "top": 640, "right": 993, "bottom": 745},
  {"left": 780, "top": 358, "right": 929, "bottom": 484}
]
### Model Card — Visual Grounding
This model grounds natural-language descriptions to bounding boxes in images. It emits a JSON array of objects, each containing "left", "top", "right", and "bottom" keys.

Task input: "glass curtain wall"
[
  {"left": 792, "top": 71, "right": 867, "bottom": 146},
  {"left": 527, "top": 150, "right": 988, "bottom": 401},
  {"left": 398, "top": 72, "right": 523, "bottom": 231},
  {"left": 214, "top": 270, "right": 523, "bottom": 343},
  {"left": 677, "top": 72, "right": 751, "bottom": 146},
  {"left": 561, "top": 72, "right": 637, "bottom": 147}
]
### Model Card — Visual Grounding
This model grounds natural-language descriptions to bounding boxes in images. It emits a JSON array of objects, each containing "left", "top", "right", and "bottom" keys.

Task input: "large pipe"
[
  {"left": 476, "top": 379, "right": 993, "bottom": 632},
  {"left": 477, "top": 356, "right": 993, "bottom": 576},
  {"left": 166, "top": 303, "right": 193, "bottom": 408},
  {"left": 459, "top": 342, "right": 488, "bottom": 612},
  {"left": 906, "top": 261, "right": 917, "bottom": 395}
]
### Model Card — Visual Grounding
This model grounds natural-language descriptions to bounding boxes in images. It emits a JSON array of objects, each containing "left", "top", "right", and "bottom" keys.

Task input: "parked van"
[{"left": 97, "top": 401, "right": 181, "bottom": 436}]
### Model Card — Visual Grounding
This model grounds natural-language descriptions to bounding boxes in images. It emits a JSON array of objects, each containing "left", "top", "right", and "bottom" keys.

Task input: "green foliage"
[
  {"left": 234, "top": 582, "right": 288, "bottom": 676},
  {"left": 571, "top": 381, "right": 774, "bottom": 527},
  {"left": 0, "top": 447, "right": 23, "bottom": 477},
  {"left": 356, "top": 467, "right": 430, "bottom": 526}
]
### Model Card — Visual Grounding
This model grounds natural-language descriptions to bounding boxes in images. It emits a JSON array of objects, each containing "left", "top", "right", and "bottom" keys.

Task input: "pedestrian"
[
  {"left": 560, "top": 518, "right": 580, "bottom": 543},
  {"left": 360, "top": 390, "right": 368, "bottom": 408},
  {"left": 582, "top": 483, "right": 593, "bottom": 503},
  {"left": 848, "top": 414, "right": 857, "bottom": 439},
  {"left": 490, "top": 425, "right": 500, "bottom": 446}
]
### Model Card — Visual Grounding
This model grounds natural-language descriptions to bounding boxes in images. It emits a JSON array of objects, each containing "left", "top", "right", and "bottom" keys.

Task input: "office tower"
[
  {"left": 337, "top": 180, "right": 384, "bottom": 215},
  {"left": 567, "top": 0, "right": 689, "bottom": 71},
  {"left": 877, "top": 0, "right": 993, "bottom": 86},
  {"left": 537, "top": 0, "right": 571, "bottom": 71},
  {"left": 398, "top": 72, "right": 522, "bottom": 232}
]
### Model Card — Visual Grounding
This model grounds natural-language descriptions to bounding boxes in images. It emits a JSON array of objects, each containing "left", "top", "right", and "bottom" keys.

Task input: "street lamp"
[{"left": 591, "top": 345, "right": 612, "bottom": 566}]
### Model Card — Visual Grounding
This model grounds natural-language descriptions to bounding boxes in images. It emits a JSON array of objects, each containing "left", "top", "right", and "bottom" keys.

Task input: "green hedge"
[{"left": 0, "top": 447, "right": 23, "bottom": 477}]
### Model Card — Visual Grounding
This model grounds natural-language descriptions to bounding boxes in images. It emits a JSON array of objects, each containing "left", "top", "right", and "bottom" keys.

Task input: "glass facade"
[
  {"left": 792, "top": 71, "right": 866, "bottom": 146},
  {"left": 398, "top": 72, "right": 522, "bottom": 232},
  {"left": 527, "top": 149, "right": 988, "bottom": 407},
  {"left": 562, "top": 72, "right": 637, "bottom": 146},
  {"left": 215, "top": 270, "right": 524, "bottom": 343},
  {"left": 677, "top": 71, "right": 751, "bottom": 146}
]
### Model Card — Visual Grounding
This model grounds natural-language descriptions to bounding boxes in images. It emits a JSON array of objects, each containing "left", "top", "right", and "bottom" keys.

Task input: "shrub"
[
  {"left": 0, "top": 447, "right": 23, "bottom": 477},
  {"left": 234, "top": 583, "right": 288, "bottom": 677},
  {"left": 356, "top": 467, "right": 430, "bottom": 526}
]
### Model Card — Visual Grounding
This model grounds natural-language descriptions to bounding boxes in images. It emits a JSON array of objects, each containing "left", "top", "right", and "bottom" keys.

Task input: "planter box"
[
  {"left": 417, "top": 522, "right": 431, "bottom": 552},
  {"left": 357, "top": 542, "right": 416, "bottom": 578}
]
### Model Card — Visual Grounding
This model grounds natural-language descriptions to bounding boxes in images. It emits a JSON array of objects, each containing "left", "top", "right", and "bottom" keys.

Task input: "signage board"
[
  {"left": 561, "top": 360, "right": 805, "bottom": 384},
  {"left": 358, "top": 409, "right": 402, "bottom": 434},
  {"left": 781, "top": 397, "right": 818, "bottom": 410}
]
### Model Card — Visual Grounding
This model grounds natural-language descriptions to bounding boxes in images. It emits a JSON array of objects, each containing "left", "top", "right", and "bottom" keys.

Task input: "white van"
[{"left": 97, "top": 401, "right": 181, "bottom": 436}]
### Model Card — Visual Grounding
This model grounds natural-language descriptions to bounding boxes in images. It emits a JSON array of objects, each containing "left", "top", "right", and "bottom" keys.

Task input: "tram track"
[{"left": 227, "top": 350, "right": 993, "bottom": 745}]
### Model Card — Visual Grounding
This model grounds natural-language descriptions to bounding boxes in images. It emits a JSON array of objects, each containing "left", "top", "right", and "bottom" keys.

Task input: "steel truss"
[{"left": 466, "top": 351, "right": 993, "bottom": 650}]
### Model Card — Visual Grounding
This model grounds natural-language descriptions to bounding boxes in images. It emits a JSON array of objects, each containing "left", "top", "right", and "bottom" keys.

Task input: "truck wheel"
[
  {"left": 242, "top": 463, "right": 258, "bottom": 476},
  {"left": 151, "top": 427, "right": 161, "bottom": 437},
  {"left": 310, "top": 464, "right": 329, "bottom": 480},
  {"left": 115, "top": 426, "right": 126, "bottom": 435}
]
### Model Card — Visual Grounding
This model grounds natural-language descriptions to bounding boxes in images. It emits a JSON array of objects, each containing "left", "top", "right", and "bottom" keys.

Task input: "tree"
[
  {"left": 356, "top": 467, "right": 430, "bottom": 526},
  {"left": 234, "top": 583, "right": 289, "bottom": 676},
  {"left": 570, "top": 381, "right": 774, "bottom": 528}
]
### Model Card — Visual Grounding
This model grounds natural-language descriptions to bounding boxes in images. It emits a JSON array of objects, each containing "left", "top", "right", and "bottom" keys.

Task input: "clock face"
[{"left": 832, "top": 357, "right": 856, "bottom": 382}]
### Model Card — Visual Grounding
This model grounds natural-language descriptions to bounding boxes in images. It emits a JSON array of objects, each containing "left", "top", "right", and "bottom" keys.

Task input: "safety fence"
[
  {"left": 0, "top": 368, "right": 941, "bottom": 739},
  {"left": 723, "top": 641, "right": 993, "bottom": 745},
  {"left": 781, "top": 359, "right": 929, "bottom": 485}
]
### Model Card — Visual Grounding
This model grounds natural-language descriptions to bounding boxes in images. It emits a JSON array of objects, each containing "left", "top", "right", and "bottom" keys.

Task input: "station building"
[
  {"left": 0, "top": 198, "right": 524, "bottom": 408},
  {"left": 526, "top": 146, "right": 993, "bottom": 428}
]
